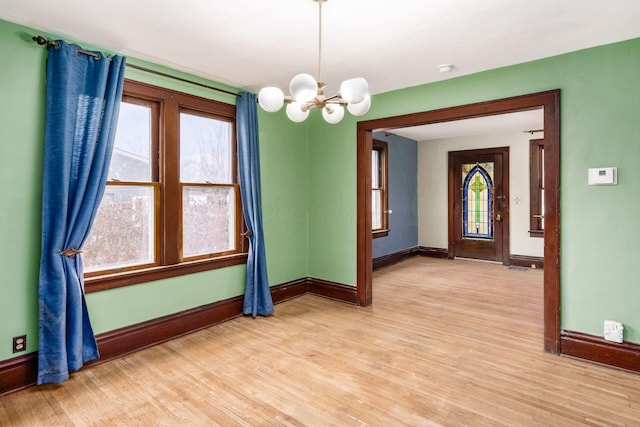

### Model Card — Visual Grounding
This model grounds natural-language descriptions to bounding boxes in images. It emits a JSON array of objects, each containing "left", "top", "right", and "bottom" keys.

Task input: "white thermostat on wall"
[{"left": 588, "top": 167, "right": 617, "bottom": 185}]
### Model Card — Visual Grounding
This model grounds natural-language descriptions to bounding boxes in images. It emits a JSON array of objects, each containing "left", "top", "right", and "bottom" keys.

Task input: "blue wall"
[{"left": 372, "top": 132, "right": 418, "bottom": 258}]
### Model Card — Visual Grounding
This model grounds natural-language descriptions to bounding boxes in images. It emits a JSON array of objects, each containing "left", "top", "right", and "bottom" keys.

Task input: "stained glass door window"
[{"left": 462, "top": 162, "right": 494, "bottom": 239}]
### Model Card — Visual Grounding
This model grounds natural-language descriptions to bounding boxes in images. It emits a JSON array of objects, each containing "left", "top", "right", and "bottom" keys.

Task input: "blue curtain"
[
  {"left": 38, "top": 41, "right": 126, "bottom": 384},
  {"left": 236, "top": 93, "right": 274, "bottom": 317}
]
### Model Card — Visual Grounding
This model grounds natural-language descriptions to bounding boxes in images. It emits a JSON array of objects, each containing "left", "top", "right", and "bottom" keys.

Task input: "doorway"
[
  {"left": 356, "top": 90, "right": 560, "bottom": 354},
  {"left": 449, "top": 147, "right": 509, "bottom": 263}
]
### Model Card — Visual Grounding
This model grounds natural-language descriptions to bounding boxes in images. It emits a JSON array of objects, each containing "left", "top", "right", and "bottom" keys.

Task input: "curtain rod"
[{"left": 32, "top": 35, "right": 241, "bottom": 98}]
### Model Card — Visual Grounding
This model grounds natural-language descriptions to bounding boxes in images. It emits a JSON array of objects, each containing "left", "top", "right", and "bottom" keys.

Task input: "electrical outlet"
[
  {"left": 603, "top": 320, "right": 623, "bottom": 343},
  {"left": 13, "top": 335, "right": 26, "bottom": 353}
]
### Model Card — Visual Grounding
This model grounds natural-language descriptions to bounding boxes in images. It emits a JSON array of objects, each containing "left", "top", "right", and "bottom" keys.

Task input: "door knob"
[{"left": 495, "top": 213, "right": 503, "bottom": 222}]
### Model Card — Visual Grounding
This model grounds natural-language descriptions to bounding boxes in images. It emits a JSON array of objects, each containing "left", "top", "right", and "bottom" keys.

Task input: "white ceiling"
[
  {"left": 2, "top": 0, "right": 638, "bottom": 140},
  {"left": 1, "top": 0, "right": 639, "bottom": 96},
  {"left": 388, "top": 109, "right": 544, "bottom": 141}
]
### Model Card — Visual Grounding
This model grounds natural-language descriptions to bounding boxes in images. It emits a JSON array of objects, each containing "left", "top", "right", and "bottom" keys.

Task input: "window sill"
[
  {"left": 85, "top": 253, "right": 248, "bottom": 293},
  {"left": 373, "top": 229, "right": 389, "bottom": 238},
  {"left": 529, "top": 230, "right": 544, "bottom": 238}
]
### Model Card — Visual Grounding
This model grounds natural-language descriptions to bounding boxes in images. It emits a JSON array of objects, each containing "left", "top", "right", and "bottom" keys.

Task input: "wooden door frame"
[
  {"left": 356, "top": 90, "right": 561, "bottom": 354},
  {"left": 448, "top": 147, "right": 510, "bottom": 263}
]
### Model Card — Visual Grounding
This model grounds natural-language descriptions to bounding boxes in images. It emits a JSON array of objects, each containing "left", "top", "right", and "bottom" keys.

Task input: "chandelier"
[{"left": 258, "top": 0, "right": 371, "bottom": 124}]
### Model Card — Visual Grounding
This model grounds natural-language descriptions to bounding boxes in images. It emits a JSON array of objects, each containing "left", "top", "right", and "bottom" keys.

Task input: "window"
[
  {"left": 462, "top": 163, "right": 494, "bottom": 239},
  {"left": 372, "top": 140, "right": 388, "bottom": 238},
  {"left": 529, "top": 139, "right": 544, "bottom": 237},
  {"left": 83, "top": 80, "right": 246, "bottom": 292}
]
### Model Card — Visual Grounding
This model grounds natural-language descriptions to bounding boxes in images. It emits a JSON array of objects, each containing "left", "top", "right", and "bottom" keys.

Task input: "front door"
[{"left": 448, "top": 147, "right": 509, "bottom": 263}]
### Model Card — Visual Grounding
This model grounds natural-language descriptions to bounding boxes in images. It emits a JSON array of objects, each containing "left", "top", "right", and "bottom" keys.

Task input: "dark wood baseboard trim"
[
  {"left": 0, "top": 353, "right": 37, "bottom": 397},
  {"left": 92, "top": 296, "right": 245, "bottom": 365},
  {"left": 510, "top": 254, "right": 544, "bottom": 269},
  {"left": 308, "top": 278, "right": 358, "bottom": 304},
  {"left": 373, "top": 247, "right": 420, "bottom": 270},
  {"left": 270, "top": 279, "right": 309, "bottom": 304},
  {"left": 561, "top": 330, "right": 640, "bottom": 374},
  {"left": 0, "top": 276, "right": 354, "bottom": 396},
  {"left": 418, "top": 246, "right": 449, "bottom": 259}
]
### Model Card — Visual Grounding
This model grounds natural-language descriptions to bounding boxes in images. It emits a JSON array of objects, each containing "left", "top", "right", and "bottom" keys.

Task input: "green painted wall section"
[
  {"left": 307, "top": 37, "right": 640, "bottom": 342},
  {"left": 0, "top": 18, "right": 308, "bottom": 361},
  {"left": 259, "top": 110, "right": 310, "bottom": 284},
  {"left": 307, "top": 113, "right": 357, "bottom": 283}
]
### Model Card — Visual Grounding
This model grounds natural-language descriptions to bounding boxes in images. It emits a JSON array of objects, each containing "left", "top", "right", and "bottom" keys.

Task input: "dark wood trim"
[
  {"left": 357, "top": 89, "right": 561, "bottom": 354},
  {"left": 91, "top": 296, "right": 244, "bottom": 365},
  {"left": 543, "top": 91, "right": 561, "bottom": 355},
  {"left": 447, "top": 152, "right": 456, "bottom": 260},
  {"left": 270, "top": 279, "right": 309, "bottom": 304},
  {"left": 510, "top": 254, "right": 544, "bottom": 269},
  {"left": 418, "top": 246, "right": 450, "bottom": 259},
  {"left": 0, "top": 353, "right": 37, "bottom": 397},
  {"left": 86, "top": 253, "right": 248, "bottom": 293},
  {"left": 561, "top": 330, "right": 640, "bottom": 374},
  {"left": 529, "top": 139, "right": 545, "bottom": 237},
  {"left": 373, "top": 247, "right": 420, "bottom": 270},
  {"left": 356, "top": 126, "right": 374, "bottom": 307},
  {"left": 308, "top": 278, "right": 358, "bottom": 304},
  {"left": 0, "top": 276, "right": 355, "bottom": 396},
  {"left": 372, "top": 229, "right": 389, "bottom": 239}
]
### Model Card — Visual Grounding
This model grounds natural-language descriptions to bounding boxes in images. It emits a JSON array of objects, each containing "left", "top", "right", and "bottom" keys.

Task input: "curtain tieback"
[
  {"left": 59, "top": 247, "right": 82, "bottom": 257},
  {"left": 241, "top": 230, "right": 253, "bottom": 238}
]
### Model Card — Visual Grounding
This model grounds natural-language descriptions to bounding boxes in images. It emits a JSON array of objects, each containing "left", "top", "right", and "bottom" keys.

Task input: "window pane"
[
  {"left": 109, "top": 102, "right": 152, "bottom": 182},
  {"left": 180, "top": 112, "right": 232, "bottom": 183},
  {"left": 84, "top": 185, "right": 155, "bottom": 272},
  {"left": 372, "top": 150, "right": 380, "bottom": 188},
  {"left": 540, "top": 189, "right": 545, "bottom": 230},
  {"left": 372, "top": 189, "right": 382, "bottom": 230},
  {"left": 462, "top": 163, "right": 493, "bottom": 239},
  {"left": 182, "top": 186, "right": 236, "bottom": 258}
]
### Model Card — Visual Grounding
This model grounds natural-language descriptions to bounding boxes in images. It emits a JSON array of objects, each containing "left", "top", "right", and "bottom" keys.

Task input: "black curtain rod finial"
[
  {"left": 32, "top": 35, "right": 48, "bottom": 45},
  {"left": 33, "top": 35, "right": 60, "bottom": 49}
]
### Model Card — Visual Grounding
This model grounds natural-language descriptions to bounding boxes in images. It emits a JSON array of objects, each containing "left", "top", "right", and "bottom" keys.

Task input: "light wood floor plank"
[{"left": 2, "top": 257, "right": 640, "bottom": 426}]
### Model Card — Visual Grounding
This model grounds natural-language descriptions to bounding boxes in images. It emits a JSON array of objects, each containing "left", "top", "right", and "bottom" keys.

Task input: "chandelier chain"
[{"left": 318, "top": 0, "right": 323, "bottom": 83}]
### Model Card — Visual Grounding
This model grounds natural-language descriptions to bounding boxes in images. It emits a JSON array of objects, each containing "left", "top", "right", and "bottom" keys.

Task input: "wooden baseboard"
[
  {"left": 0, "top": 353, "right": 37, "bottom": 397},
  {"left": 0, "top": 276, "right": 353, "bottom": 397},
  {"left": 418, "top": 246, "right": 449, "bottom": 259},
  {"left": 92, "top": 295, "right": 245, "bottom": 365},
  {"left": 561, "top": 330, "right": 640, "bottom": 374},
  {"left": 372, "top": 246, "right": 450, "bottom": 270},
  {"left": 308, "top": 278, "right": 357, "bottom": 304},
  {"left": 373, "top": 247, "right": 420, "bottom": 270},
  {"left": 510, "top": 254, "right": 544, "bottom": 269}
]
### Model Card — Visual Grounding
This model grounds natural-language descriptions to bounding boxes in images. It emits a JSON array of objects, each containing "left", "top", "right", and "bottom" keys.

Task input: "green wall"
[
  {"left": 2, "top": 14, "right": 640, "bottom": 364},
  {"left": 0, "top": 18, "right": 308, "bottom": 361},
  {"left": 307, "top": 37, "right": 640, "bottom": 342}
]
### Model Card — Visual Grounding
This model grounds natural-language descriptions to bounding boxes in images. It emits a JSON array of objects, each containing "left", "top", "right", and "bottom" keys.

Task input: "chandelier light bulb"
[
  {"left": 346, "top": 94, "right": 371, "bottom": 117},
  {"left": 257, "top": 0, "right": 370, "bottom": 123},
  {"left": 322, "top": 104, "right": 345, "bottom": 124},
  {"left": 286, "top": 102, "right": 310, "bottom": 122},
  {"left": 258, "top": 87, "right": 285, "bottom": 112},
  {"left": 289, "top": 73, "right": 318, "bottom": 104},
  {"left": 339, "top": 77, "right": 369, "bottom": 104}
]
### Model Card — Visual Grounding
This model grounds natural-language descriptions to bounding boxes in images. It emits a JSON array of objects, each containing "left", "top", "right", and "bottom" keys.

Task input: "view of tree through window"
[
  {"left": 84, "top": 102, "right": 156, "bottom": 272},
  {"left": 180, "top": 111, "right": 236, "bottom": 258},
  {"left": 82, "top": 80, "right": 245, "bottom": 288}
]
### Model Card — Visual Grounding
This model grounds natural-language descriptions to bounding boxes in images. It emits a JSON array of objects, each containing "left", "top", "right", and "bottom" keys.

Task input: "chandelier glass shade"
[{"left": 257, "top": 0, "right": 371, "bottom": 124}]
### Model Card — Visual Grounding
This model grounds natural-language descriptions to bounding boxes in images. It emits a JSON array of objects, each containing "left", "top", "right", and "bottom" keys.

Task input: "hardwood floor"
[{"left": 2, "top": 257, "right": 640, "bottom": 426}]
